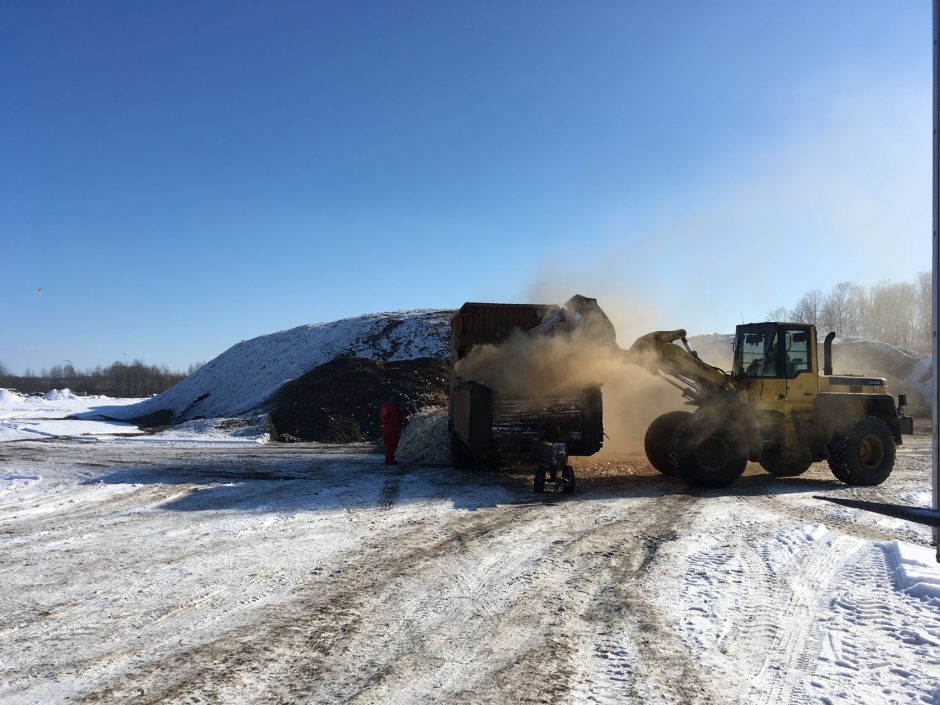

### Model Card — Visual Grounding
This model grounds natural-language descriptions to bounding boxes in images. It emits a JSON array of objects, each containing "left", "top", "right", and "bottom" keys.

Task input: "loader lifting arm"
[{"left": 625, "top": 329, "right": 734, "bottom": 402}]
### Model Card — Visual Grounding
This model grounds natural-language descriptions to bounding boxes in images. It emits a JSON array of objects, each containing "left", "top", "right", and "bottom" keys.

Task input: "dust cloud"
[{"left": 453, "top": 297, "right": 687, "bottom": 457}]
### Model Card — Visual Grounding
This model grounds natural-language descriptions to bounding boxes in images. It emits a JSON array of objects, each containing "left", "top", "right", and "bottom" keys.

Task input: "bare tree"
[
  {"left": 790, "top": 289, "right": 824, "bottom": 327},
  {"left": 820, "top": 282, "right": 850, "bottom": 335},
  {"left": 767, "top": 275, "right": 928, "bottom": 346},
  {"left": 863, "top": 281, "right": 918, "bottom": 348}
]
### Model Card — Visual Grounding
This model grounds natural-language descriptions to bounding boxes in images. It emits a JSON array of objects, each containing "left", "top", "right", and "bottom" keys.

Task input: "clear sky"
[{"left": 2, "top": 1, "right": 931, "bottom": 373}]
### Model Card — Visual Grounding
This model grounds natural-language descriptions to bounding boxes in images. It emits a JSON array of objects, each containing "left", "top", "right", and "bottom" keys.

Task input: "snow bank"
[
  {"left": 906, "top": 355, "right": 933, "bottom": 408},
  {"left": 0, "top": 389, "right": 24, "bottom": 404},
  {"left": 884, "top": 541, "right": 940, "bottom": 604},
  {"left": 142, "top": 415, "right": 273, "bottom": 445},
  {"left": 0, "top": 474, "right": 41, "bottom": 495},
  {"left": 111, "top": 310, "right": 454, "bottom": 423},
  {"left": 42, "top": 388, "right": 78, "bottom": 401}
]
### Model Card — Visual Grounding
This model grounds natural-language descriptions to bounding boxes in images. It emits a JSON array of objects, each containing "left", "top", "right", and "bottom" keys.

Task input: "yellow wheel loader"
[{"left": 631, "top": 324, "right": 914, "bottom": 488}]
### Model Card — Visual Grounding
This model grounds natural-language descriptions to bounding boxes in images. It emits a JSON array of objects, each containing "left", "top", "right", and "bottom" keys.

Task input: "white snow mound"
[
  {"left": 112, "top": 310, "right": 454, "bottom": 423},
  {"left": 42, "top": 388, "right": 78, "bottom": 401},
  {"left": 0, "top": 389, "right": 24, "bottom": 404},
  {"left": 884, "top": 541, "right": 940, "bottom": 604}
]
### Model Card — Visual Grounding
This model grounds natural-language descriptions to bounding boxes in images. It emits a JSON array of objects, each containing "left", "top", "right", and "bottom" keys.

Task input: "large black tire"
[
  {"left": 670, "top": 415, "right": 748, "bottom": 488},
  {"left": 760, "top": 459, "right": 812, "bottom": 477},
  {"left": 827, "top": 416, "right": 896, "bottom": 486},
  {"left": 450, "top": 432, "right": 475, "bottom": 470},
  {"left": 644, "top": 411, "right": 692, "bottom": 476}
]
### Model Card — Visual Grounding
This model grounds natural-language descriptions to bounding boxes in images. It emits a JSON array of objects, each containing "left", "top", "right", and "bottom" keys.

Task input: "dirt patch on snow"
[{"left": 268, "top": 357, "right": 449, "bottom": 443}]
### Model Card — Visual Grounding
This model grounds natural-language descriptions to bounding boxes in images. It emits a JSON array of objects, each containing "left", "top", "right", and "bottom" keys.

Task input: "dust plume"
[{"left": 453, "top": 297, "right": 687, "bottom": 457}]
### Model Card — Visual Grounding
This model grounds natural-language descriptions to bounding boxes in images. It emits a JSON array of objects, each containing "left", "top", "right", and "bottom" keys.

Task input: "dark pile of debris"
[{"left": 269, "top": 356, "right": 449, "bottom": 443}]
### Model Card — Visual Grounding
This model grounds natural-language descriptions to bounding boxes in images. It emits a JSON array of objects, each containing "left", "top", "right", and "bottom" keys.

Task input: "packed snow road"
[{"left": 1, "top": 433, "right": 938, "bottom": 705}]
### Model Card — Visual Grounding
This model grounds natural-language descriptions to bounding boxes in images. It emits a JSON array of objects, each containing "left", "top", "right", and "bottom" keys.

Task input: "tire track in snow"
[
  {"left": 645, "top": 497, "right": 899, "bottom": 705},
  {"left": 79, "top": 491, "right": 719, "bottom": 705},
  {"left": 562, "top": 494, "right": 725, "bottom": 705},
  {"left": 745, "top": 492, "right": 925, "bottom": 544},
  {"left": 77, "top": 501, "right": 543, "bottom": 704},
  {"left": 377, "top": 468, "right": 406, "bottom": 511},
  {"left": 809, "top": 545, "right": 940, "bottom": 705}
]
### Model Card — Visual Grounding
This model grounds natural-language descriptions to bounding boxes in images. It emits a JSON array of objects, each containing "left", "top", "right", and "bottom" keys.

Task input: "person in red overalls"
[{"left": 379, "top": 393, "right": 405, "bottom": 465}]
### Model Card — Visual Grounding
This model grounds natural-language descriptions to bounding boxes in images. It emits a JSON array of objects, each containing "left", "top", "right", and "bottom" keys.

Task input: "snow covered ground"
[
  {"left": 0, "top": 390, "right": 273, "bottom": 446},
  {"left": 0, "top": 389, "right": 144, "bottom": 442},
  {"left": 1, "top": 396, "right": 938, "bottom": 704}
]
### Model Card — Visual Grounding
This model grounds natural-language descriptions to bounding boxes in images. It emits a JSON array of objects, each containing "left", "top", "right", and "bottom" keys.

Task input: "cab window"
[
  {"left": 782, "top": 327, "right": 810, "bottom": 378},
  {"left": 735, "top": 325, "right": 778, "bottom": 378}
]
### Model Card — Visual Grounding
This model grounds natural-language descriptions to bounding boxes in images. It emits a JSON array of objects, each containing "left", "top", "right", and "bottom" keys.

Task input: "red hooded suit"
[{"left": 379, "top": 401, "right": 404, "bottom": 465}]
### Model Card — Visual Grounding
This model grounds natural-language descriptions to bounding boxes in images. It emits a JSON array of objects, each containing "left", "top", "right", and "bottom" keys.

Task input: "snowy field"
[{"left": 1, "top": 396, "right": 939, "bottom": 704}]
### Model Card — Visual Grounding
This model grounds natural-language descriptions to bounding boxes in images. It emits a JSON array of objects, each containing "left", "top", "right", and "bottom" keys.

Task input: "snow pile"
[
  {"left": 397, "top": 407, "right": 450, "bottom": 465},
  {"left": 0, "top": 389, "right": 24, "bottom": 405},
  {"left": 884, "top": 541, "right": 940, "bottom": 604},
  {"left": 42, "top": 388, "right": 79, "bottom": 401},
  {"left": 0, "top": 390, "right": 145, "bottom": 439},
  {"left": 144, "top": 415, "right": 273, "bottom": 445},
  {"left": 904, "top": 355, "right": 933, "bottom": 408},
  {"left": 110, "top": 310, "right": 454, "bottom": 423},
  {"left": 0, "top": 475, "right": 41, "bottom": 495},
  {"left": 834, "top": 337, "right": 931, "bottom": 411}
]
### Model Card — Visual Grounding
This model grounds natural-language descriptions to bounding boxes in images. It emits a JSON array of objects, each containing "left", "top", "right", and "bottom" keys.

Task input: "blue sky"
[{"left": 2, "top": 1, "right": 931, "bottom": 373}]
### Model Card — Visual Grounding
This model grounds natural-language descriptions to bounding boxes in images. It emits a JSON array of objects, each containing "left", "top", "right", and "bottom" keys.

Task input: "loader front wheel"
[
  {"left": 670, "top": 418, "right": 747, "bottom": 488},
  {"left": 828, "top": 416, "right": 895, "bottom": 486},
  {"left": 644, "top": 411, "right": 691, "bottom": 475}
]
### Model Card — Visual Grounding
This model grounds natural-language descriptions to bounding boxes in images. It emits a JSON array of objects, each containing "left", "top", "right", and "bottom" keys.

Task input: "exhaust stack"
[{"left": 823, "top": 332, "right": 835, "bottom": 376}]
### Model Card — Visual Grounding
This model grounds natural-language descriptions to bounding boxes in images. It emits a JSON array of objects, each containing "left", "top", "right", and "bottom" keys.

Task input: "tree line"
[
  {"left": 0, "top": 359, "right": 204, "bottom": 397},
  {"left": 768, "top": 272, "right": 932, "bottom": 352}
]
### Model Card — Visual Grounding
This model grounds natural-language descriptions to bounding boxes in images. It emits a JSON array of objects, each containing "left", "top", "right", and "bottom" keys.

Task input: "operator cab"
[{"left": 733, "top": 322, "right": 814, "bottom": 379}]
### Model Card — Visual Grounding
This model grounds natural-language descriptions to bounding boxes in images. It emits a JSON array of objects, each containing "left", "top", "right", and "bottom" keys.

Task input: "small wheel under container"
[
  {"left": 534, "top": 466, "right": 547, "bottom": 493},
  {"left": 561, "top": 465, "right": 576, "bottom": 494}
]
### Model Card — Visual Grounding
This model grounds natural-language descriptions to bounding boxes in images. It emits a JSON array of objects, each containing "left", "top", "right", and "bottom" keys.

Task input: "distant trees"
[
  {"left": 769, "top": 273, "right": 932, "bottom": 351},
  {"left": 790, "top": 289, "right": 824, "bottom": 328},
  {"left": 818, "top": 282, "right": 864, "bottom": 338},
  {"left": 0, "top": 360, "right": 196, "bottom": 397}
]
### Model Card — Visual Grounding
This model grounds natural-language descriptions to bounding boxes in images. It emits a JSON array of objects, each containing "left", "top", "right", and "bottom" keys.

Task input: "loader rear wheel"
[
  {"left": 760, "top": 460, "right": 812, "bottom": 477},
  {"left": 644, "top": 411, "right": 691, "bottom": 476},
  {"left": 670, "top": 417, "right": 747, "bottom": 488},
  {"left": 828, "top": 416, "right": 895, "bottom": 486}
]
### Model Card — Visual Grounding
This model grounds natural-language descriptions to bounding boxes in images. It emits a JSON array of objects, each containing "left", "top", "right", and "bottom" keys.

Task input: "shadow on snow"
[{"left": 81, "top": 451, "right": 858, "bottom": 515}]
